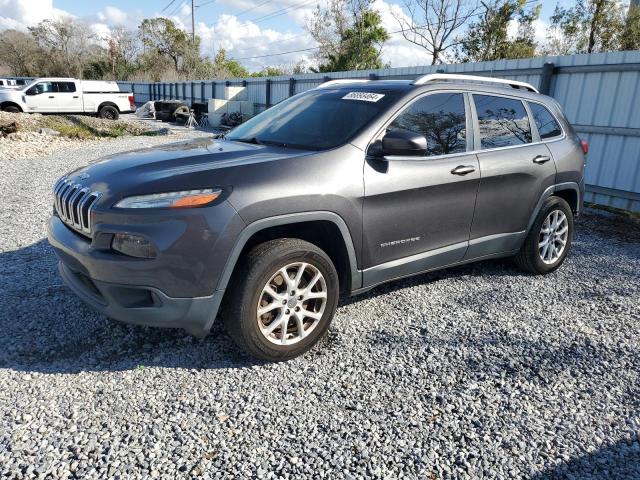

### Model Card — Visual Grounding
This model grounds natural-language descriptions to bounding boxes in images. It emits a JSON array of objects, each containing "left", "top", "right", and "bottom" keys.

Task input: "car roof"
[{"left": 317, "top": 75, "right": 543, "bottom": 100}]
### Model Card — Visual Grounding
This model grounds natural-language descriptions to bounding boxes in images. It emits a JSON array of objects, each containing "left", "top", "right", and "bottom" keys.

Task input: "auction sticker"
[{"left": 342, "top": 92, "right": 385, "bottom": 102}]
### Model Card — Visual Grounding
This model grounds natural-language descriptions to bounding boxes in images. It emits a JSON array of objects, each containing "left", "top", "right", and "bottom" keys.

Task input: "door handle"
[
  {"left": 48, "top": 96, "right": 55, "bottom": 99},
  {"left": 72, "top": 95, "right": 79, "bottom": 98},
  {"left": 533, "top": 155, "right": 551, "bottom": 164},
  {"left": 451, "top": 165, "right": 476, "bottom": 175}
]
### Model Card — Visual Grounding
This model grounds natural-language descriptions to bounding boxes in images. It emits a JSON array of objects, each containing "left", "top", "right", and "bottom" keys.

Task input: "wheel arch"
[
  {"left": 1, "top": 101, "right": 23, "bottom": 112},
  {"left": 98, "top": 101, "right": 119, "bottom": 113},
  {"left": 526, "top": 182, "right": 581, "bottom": 235},
  {"left": 217, "top": 212, "right": 361, "bottom": 297}
]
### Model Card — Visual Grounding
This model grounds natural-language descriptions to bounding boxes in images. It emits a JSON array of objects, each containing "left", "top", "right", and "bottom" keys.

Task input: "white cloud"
[
  {"left": 97, "top": 6, "right": 129, "bottom": 25},
  {"left": 0, "top": 0, "right": 71, "bottom": 31}
]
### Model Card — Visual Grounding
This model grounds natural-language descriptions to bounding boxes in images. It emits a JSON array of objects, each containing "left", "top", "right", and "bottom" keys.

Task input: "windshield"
[{"left": 226, "top": 88, "right": 400, "bottom": 150}]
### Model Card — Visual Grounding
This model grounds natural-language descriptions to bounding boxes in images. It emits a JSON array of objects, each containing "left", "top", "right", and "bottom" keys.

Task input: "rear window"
[
  {"left": 227, "top": 88, "right": 401, "bottom": 151},
  {"left": 529, "top": 102, "right": 562, "bottom": 139},
  {"left": 473, "top": 94, "right": 532, "bottom": 149},
  {"left": 54, "top": 82, "right": 76, "bottom": 93}
]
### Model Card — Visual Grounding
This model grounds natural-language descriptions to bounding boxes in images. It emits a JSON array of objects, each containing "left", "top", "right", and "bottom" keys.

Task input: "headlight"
[{"left": 113, "top": 188, "right": 221, "bottom": 209}]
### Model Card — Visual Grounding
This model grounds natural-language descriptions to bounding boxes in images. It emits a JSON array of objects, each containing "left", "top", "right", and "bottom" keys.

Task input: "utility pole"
[{"left": 191, "top": 0, "right": 196, "bottom": 43}]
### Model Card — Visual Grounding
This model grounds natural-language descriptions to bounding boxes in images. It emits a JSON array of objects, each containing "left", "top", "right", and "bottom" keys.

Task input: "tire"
[
  {"left": 98, "top": 105, "right": 119, "bottom": 120},
  {"left": 2, "top": 105, "right": 20, "bottom": 113},
  {"left": 514, "top": 196, "right": 574, "bottom": 274},
  {"left": 172, "top": 105, "right": 189, "bottom": 120},
  {"left": 222, "top": 238, "right": 340, "bottom": 361}
]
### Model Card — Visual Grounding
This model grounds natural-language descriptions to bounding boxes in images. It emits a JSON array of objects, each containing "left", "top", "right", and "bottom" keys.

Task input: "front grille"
[{"left": 53, "top": 177, "right": 101, "bottom": 236}]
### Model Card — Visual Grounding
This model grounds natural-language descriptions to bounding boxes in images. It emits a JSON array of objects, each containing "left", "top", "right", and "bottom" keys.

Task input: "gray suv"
[{"left": 47, "top": 74, "right": 586, "bottom": 361}]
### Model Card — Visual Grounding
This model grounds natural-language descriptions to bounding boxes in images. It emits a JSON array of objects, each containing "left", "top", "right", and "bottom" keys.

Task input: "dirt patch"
[
  {"left": 578, "top": 207, "right": 640, "bottom": 244},
  {"left": 0, "top": 111, "right": 172, "bottom": 160}
]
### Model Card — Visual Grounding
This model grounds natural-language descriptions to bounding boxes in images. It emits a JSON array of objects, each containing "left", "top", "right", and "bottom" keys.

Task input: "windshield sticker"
[{"left": 342, "top": 92, "right": 385, "bottom": 102}]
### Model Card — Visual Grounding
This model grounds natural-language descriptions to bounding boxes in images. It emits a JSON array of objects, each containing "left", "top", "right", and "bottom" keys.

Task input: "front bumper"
[
  {"left": 58, "top": 261, "right": 222, "bottom": 337},
  {"left": 46, "top": 209, "right": 239, "bottom": 337}
]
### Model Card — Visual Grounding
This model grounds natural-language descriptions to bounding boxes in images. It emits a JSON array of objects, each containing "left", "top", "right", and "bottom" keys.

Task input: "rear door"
[
  {"left": 362, "top": 91, "right": 480, "bottom": 285},
  {"left": 466, "top": 93, "right": 556, "bottom": 258},
  {"left": 53, "top": 81, "right": 82, "bottom": 112}
]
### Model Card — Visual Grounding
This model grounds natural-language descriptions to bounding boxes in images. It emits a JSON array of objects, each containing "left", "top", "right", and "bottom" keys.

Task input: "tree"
[
  {"left": 393, "top": 0, "right": 478, "bottom": 65},
  {"left": 139, "top": 18, "right": 191, "bottom": 71},
  {"left": 621, "top": 4, "right": 640, "bottom": 51},
  {"left": 106, "top": 26, "right": 141, "bottom": 80},
  {"left": 459, "top": 0, "right": 541, "bottom": 62},
  {"left": 212, "top": 49, "right": 250, "bottom": 78},
  {"left": 28, "top": 18, "right": 98, "bottom": 77},
  {"left": 0, "top": 30, "right": 40, "bottom": 76},
  {"left": 547, "top": 0, "right": 626, "bottom": 55},
  {"left": 307, "top": 0, "right": 389, "bottom": 72}
]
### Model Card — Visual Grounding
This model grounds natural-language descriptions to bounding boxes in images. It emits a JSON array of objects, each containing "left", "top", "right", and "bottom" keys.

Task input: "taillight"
[
  {"left": 128, "top": 95, "right": 135, "bottom": 109},
  {"left": 580, "top": 139, "right": 589, "bottom": 155}
]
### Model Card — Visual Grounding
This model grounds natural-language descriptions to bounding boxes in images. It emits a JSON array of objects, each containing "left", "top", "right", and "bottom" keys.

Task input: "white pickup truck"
[{"left": 0, "top": 78, "right": 135, "bottom": 120}]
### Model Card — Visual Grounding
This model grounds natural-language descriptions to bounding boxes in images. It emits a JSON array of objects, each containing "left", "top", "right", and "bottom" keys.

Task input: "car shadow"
[
  {"left": 0, "top": 239, "right": 258, "bottom": 373},
  {"left": 0, "top": 237, "right": 528, "bottom": 375}
]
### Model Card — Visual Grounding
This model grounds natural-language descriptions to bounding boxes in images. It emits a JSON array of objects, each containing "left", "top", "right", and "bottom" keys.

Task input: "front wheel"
[
  {"left": 2, "top": 105, "right": 20, "bottom": 113},
  {"left": 514, "top": 196, "right": 574, "bottom": 274},
  {"left": 222, "top": 239, "right": 340, "bottom": 361}
]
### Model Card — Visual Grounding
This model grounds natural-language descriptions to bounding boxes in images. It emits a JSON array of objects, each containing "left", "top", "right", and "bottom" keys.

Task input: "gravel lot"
[{"left": 1, "top": 130, "right": 639, "bottom": 479}]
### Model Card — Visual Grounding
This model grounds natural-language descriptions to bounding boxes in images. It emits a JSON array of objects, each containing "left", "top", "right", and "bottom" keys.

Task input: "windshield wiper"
[{"left": 231, "top": 137, "right": 264, "bottom": 145}]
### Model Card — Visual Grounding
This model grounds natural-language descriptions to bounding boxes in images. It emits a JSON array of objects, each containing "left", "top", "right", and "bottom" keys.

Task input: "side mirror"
[
  {"left": 381, "top": 129, "right": 427, "bottom": 157},
  {"left": 25, "top": 88, "right": 37, "bottom": 96}
]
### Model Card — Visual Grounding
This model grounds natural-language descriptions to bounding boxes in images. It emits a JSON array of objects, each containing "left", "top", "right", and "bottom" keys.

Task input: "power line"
[
  {"left": 161, "top": 0, "right": 178, "bottom": 13},
  {"left": 235, "top": 0, "right": 274, "bottom": 17},
  {"left": 230, "top": 0, "right": 542, "bottom": 61},
  {"left": 196, "top": 0, "right": 217, "bottom": 8}
]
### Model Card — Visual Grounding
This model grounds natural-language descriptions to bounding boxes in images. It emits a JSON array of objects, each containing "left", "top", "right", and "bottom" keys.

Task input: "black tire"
[
  {"left": 98, "top": 105, "right": 119, "bottom": 120},
  {"left": 514, "top": 196, "right": 574, "bottom": 274},
  {"left": 2, "top": 105, "right": 20, "bottom": 113},
  {"left": 222, "top": 238, "right": 340, "bottom": 361}
]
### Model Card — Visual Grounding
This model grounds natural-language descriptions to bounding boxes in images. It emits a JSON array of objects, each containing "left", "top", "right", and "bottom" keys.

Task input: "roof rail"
[
  {"left": 317, "top": 79, "right": 370, "bottom": 89},
  {"left": 412, "top": 73, "right": 539, "bottom": 93}
]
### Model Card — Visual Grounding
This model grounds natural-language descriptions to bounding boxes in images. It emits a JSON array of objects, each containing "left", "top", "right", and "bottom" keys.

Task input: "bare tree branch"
[{"left": 393, "top": 0, "right": 478, "bottom": 64}]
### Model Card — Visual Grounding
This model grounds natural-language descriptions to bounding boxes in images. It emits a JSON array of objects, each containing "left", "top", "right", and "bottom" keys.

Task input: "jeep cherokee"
[{"left": 47, "top": 74, "right": 586, "bottom": 361}]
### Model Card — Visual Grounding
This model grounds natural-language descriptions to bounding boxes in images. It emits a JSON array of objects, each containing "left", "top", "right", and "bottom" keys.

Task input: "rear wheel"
[
  {"left": 98, "top": 105, "right": 119, "bottom": 120},
  {"left": 222, "top": 239, "right": 339, "bottom": 361},
  {"left": 514, "top": 196, "right": 574, "bottom": 274}
]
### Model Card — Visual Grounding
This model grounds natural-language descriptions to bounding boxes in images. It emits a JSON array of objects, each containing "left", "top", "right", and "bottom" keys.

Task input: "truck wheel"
[
  {"left": 98, "top": 105, "right": 119, "bottom": 120},
  {"left": 514, "top": 196, "right": 574, "bottom": 274},
  {"left": 2, "top": 105, "right": 20, "bottom": 113},
  {"left": 223, "top": 239, "right": 340, "bottom": 361}
]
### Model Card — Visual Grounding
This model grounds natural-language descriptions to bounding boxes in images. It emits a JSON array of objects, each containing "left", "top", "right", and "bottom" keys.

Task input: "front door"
[
  {"left": 24, "top": 81, "right": 57, "bottom": 112},
  {"left": 362, "top": 92, "right": 479, "bottom": 286}
]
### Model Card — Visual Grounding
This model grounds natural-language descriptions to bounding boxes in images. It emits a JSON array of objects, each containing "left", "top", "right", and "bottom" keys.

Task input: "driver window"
[
  {"left": 32, "top": 82, "right": 54, "bottom": 95},
  {"left": 388, "top": 93, "right": 467, "bottom": 156}
]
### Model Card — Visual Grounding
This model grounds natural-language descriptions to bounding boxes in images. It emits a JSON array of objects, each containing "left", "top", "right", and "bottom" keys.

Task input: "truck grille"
[{"left": 53, "top": 177, "right": 101, "bottom": 236}]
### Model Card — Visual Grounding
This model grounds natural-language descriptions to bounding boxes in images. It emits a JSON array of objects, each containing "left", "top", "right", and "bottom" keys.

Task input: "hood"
[{"left": 64, "top": 136, "right": 314, "bottom": 206}]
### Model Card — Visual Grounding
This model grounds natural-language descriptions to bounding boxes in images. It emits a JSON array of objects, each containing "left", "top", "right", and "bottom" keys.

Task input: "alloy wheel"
[
  {"left": 538, "top": 210, "right": 569, "bottom": 264},
  {"left": 256, "top": 262, "right": 327, "bottom": 345}
]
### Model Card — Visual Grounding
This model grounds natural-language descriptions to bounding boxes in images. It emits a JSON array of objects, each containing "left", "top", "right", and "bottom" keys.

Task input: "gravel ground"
[{"left": 1, "top": 130, "right": 639, "bottom": 479}]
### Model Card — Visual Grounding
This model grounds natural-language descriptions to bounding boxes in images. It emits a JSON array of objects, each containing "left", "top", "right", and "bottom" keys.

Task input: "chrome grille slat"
[{"left": 52, "top": 177, "right": 101, "bottom": 237}]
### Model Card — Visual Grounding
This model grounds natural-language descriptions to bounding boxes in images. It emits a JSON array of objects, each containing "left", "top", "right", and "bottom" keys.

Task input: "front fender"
[{"left": 215, "top": 211, "right": 362, "bottom": 295}]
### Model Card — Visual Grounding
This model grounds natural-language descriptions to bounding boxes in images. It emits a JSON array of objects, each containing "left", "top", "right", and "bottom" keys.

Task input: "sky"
[{"left": 0, "top": 0, "right": 568, "bottom": 72}]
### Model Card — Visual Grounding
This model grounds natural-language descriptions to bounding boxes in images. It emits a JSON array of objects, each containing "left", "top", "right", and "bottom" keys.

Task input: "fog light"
[{"left": 112, "top": 233, "right": 156, "bottom": 258}]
